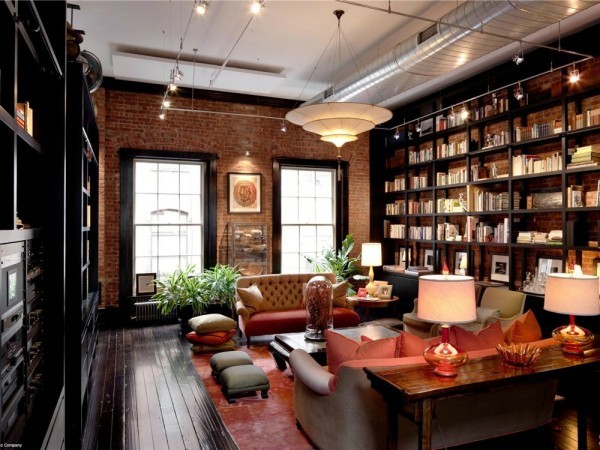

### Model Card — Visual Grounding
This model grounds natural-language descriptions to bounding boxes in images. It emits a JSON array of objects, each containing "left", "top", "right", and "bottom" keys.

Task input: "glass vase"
[{"left": 305, "top": 276, "right": 333, "bottom": 341}]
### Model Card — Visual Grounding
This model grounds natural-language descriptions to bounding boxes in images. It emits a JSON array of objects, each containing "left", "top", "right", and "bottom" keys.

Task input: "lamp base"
[
  {"left": 552, "top": 324, "right": 594, "bottom": 355},
  {"left": 423, "top": 341, "right": 468, "bottom": 377},
  {"left": 365, "top": 281, "right": 378, "bottom": 297}
]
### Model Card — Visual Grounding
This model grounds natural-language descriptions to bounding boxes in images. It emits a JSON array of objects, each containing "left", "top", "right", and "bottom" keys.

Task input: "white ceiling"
[{"left": 73, "top": 1, "right": 600, "bottom": 110}]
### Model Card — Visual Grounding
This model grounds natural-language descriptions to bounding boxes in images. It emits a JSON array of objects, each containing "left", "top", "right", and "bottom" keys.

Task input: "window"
[
  {"left": 134, "top": 160, "right": 204, "bottom": 281},
  {"left": 273, "top": 158, "right": 348, "bottom": 274}
]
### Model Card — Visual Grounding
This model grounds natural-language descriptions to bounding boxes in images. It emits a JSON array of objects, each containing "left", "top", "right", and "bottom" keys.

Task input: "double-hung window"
[{"left": 133, "top": 160, "right": 204, "bottom": 281}]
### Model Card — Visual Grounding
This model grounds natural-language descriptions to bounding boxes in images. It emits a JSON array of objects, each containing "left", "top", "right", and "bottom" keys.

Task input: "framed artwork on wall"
[
  {"left": 136, "top": 273, "right": 157, "bottom": 296},
  {"left": 228, "top": 173, "right": 262, "bottom": 213},
  {"left": 490, "top": 254, "right": 509, "bottom": 283}
]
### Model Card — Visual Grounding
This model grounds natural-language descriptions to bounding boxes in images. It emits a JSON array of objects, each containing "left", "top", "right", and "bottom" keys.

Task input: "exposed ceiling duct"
[{"left": 304, "top": 0, "right": 599, "bottom": 107}]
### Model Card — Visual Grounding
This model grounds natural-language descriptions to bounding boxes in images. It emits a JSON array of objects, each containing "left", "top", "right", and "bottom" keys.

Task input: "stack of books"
[
  {"left": 516, "top": 231, "right": 532, "bottom": 244},
  {"left": 547, "top": 230, "right": 563, "bottom": 245},
  {"left": 405, "top": 266, "right": 433, "bottom": 276},
  {"left": 532, "top": 231, "right": 547, "bottom": 244},
  {"left": 567, "top": 145, "right": 600, "bottom": 168}
]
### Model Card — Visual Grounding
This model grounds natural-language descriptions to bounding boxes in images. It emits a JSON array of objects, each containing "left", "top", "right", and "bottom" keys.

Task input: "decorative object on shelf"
[
  {"left": 417, "top": 275, "right": 477, "bottom": 377},
  {"left": 136, "top": 273, "right": 157, "bottom": 296},
  {"left": 490, "top": 253, "right": 509, "bottom": 283},
  {"left": 543, "top": 273, "right": 600, "bottom": 355},
  {"left": 361, "top": 243, "right": 382, "bottom": 296},
  {"left": 454, "top": 251, "right": 467, "bottom": 275},
  {"left": 441, "top": 257, "right": 450, "bottom": 276},
  {"left": 228, "top": 173, "right": 261, "bottom": 213},
  {"left": 285, "top": 10, "right": 391, "bottom": 149},
  {"left": 496, "top": 343, "right": 542, "bottom": 367},
  {"left": 423, "top": 249, "right": 434, "bottom": 271},
  {"left": 305, "top": 276, "right": 333, "bottom": 341},
  {"left": 356, "top": 287, "right": 367, "bottom": 298},
  {"left": 399, "top": 247, "right": 411, "bottom": 270},
  {"left": 375, "top": 284, "right": 392, "bottom": 300}
]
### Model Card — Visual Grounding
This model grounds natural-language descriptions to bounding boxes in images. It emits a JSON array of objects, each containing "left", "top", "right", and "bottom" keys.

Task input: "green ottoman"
[
  {"left": 220, "top": 365, "right": 270, "bottom": 404},
  {"left": 210, "top": 350, "right": 254, "bottom": 384}
]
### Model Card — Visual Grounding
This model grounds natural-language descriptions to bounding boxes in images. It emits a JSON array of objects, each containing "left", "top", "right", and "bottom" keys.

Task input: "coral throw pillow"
[
  {"left": 237, "top": 284, "right": 266, "bottom": 314},
  {"left": 332, "top": 281, "right": 349, "bottom": 307},
  {"left": 325, "top": 329, "right": 396, "bottom": 374},
  {"left": 394, "top": 331, "right": 430, "bottom": 357},
  {"left": 505, "top": 310, "right": 542, "bottom": 343},
  {"left": 185, "top": 329, "right": 236, "bottom": 345},
  {"left": 449, "top": 321, "right": 505, "bottom": 351}
]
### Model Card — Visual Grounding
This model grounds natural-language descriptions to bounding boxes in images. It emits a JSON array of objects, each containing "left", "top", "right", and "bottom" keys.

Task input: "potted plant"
[
  {"left": 152, "top": 264, "right": 207, "bottom": 323},
  {"left": 200, "top": 264, "right": 241, "bottom": 316},
  {"left": 304, "top": 234, "right": 362, "bottom": 294}
]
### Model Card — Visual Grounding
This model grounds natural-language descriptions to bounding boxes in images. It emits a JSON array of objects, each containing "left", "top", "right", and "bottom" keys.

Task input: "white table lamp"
[
  {"left": 418, "top": 275, "right": 477, "bottom": 376},
  {"left": 361, "top": 243, "right": 382, "bottom": 296},
  {"left": 544, "top": 273, "right": 600, "bottom": 355}
]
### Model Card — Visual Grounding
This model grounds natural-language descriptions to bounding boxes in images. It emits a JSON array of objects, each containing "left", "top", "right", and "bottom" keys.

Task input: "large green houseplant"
[
  {"left": 152, "top": 264, "right": 207, "bottom": 317},
  {"left": 201, "top": 264, "right": 241, "bottom": 314},
  {"left": 304, "top": 234, "right": 362, "bottom": 294}
]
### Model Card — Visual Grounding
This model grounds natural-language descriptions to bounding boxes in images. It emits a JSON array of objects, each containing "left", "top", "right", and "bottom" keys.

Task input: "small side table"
[{"left": 349, "top": 296, "right": 399, "bottom": 321}]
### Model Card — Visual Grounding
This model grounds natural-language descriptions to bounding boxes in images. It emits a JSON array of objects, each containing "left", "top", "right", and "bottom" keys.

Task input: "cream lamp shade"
[
  {"left": 417, "top": 275, "right": 477, "bottom": 324},
  {"left": 361, "top": 243, "right": 382, "bottom": 296},
  {"left": 361, "top": 243, "right": 382, "bottom": 267},
  {"left": 543, "top": 273, "right": 600, "bottom": 316}
]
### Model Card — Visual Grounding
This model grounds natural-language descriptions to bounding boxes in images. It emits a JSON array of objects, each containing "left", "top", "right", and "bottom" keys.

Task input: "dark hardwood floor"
[{"left": 92, "top": 322, "right": 600, "bottom": 450}]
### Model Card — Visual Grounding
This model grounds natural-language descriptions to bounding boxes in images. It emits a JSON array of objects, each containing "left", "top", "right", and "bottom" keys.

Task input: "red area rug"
[{"left": 192, "top": 345, "right": 313, "bottom": 449}]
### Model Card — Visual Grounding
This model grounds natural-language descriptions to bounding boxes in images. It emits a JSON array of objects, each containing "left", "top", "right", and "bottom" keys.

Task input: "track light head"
[
  {"left": 460, "top": 107, "right": 469, "bottom": 120},
  {"left": 569, "top": 67, "right": 580, "bottom": 83},
  {"left": 162, "top": 99, "right": 171, "bottom": 108},
  {"left": 159, "top": 111, "right": 166, "bottom": 120},
  {"left": 195, "top": 0, "right": 209, "bottom": 15},
  {"left": 393, "top": 128, "right": 400, "bottom": 140},
  {"left": 251, "top": 0, "right": 264, "bottom": 14},
  {"left": 280, "top": 121, "right": 287, "bottom": 133},
  {"left": 513, "top": 83, "right": 524, "bottom": 101},
  {"left": 415, "top": 122, "right": 421, "bottom": 133},
  {"left": 513, "top": 53, "right": 524, "bottom": 65}
]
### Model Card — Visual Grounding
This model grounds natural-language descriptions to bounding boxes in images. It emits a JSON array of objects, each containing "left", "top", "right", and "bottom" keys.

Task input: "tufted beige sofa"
[{"left": 235, "top": 273, "right": 361, "bottom": 346}]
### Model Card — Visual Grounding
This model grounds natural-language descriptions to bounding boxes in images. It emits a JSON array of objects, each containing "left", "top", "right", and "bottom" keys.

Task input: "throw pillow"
[
  {"left": 332, "top": 281, "right": 349, "bottom": 307},
  {"left": 449, "top": 321, "right": 505, "bottom": 351},
  {"left": 504, "top": 310, "right": 542, "bottom": 343},
  {"left": 325, "top": 329, "right": 396, "bottom": 374},
  {"left": 188, "top": 314, "right": 237, "bottom": 334},
  {"left": 394, "top": 331, "right": 430, "bottom": 357},
  {"left": 185, "top": 329, "right": 236, "bottom": 345},
  {"left": 237, "top": 284, "right": 266, "bottom": 314}
]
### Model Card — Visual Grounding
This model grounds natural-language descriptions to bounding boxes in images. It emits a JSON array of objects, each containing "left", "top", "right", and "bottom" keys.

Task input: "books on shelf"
[
  {"left": 405, "top": 266, "right": 433, "bottom": 276},
  {"left": 382, "top": 265, "right": 404, "bottom": 274},
  {"left": 512, "top": 152, "right": 562, "bottom": 175},
  {"left": 567, "top": 145, "right": 600, "bottom": 169},
  {"left": 16, "top": 101, "right": 34, "bottom": 136},
  {"left": 567, "top": 185, "right": 584, "bottom": 207}
]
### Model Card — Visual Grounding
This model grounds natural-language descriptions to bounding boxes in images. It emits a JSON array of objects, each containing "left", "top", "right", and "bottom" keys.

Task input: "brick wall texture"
[{"left": 92, "top": 89, "right": 371, "bottom": 306}]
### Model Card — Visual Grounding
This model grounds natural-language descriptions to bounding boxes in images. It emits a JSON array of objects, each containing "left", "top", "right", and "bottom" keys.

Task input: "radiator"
[{"left": 133, "top": 301, "right": 178, "bottom": 322}]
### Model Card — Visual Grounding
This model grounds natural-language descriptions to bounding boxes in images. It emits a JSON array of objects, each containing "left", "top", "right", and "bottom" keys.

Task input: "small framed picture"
[
  {"left": 423, "top": 249, "right": 434, "bottom": 271},
  {"left": 136, "top": 273, "right": 157, "bottom": 296},
  {"left": 490, "top": 254, "right": 509, "bottom": 283},
  {"left": 376, "top": 285, "right": 392, "bottom": 299},
  {"left": 537, "top": 256, "right": 563, "bottom": 275},
  {"left": 454, "top": 251, "right": 468, "bottom": 275},
  {"left": 228, "top": 172, "right": 262, "bottom": 213},
  {"left": 357, "top": 287, "right": 368, "bottom": 298}
]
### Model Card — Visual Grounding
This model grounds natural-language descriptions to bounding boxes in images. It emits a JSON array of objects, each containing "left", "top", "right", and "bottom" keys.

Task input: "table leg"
[
  {"left": 386, "top": 401, "right": 399, "bottom": 450},
  {"left": 419, "top": 398, "right": 433, "bottom": 450}
]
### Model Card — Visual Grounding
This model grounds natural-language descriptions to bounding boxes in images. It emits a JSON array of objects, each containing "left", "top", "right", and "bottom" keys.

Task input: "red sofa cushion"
[{"left": 244, "top": 307, "right": 360, "bottom": 337}]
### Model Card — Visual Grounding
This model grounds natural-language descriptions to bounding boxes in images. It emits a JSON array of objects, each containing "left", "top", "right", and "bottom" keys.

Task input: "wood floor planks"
[{"left": 95, "top": 322, "right": 598, "bottom": 450}]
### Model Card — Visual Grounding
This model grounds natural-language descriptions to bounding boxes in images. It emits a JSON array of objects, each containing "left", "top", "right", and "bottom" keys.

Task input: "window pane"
[
  {"left": 180, "top": 164, "right": 201, "bottom": 195},
  {"left": 315, "top": 171, "right": 332, "bottom": 197},
  {"left": 281, "top": 169, "right": 298, "bottom": 196},
  {"left": 135, "top": 162, "right": 157, "bottom": 193},
  {"left": 299, "top": 226, "right": 317, "bottom": 253},
  {"left": 298, "top": 198, "right": 315, "bottom": 223},
  {"left": 282, "top": 226, "right": 299, "bottom": 252},
  {"left": 298, "top": 171, "right": 315, "bottom": 196},
  {"left": 135, "top": 194, "right": 157, "bottom": 224},
  {"left": 135, "top": 257, "right": 153, "bottom": 274},
  {"left": 158, "top": 163, "right": 180, "bottom": 194},
  {"left": 281, "top": 197, "right": 298, "bottom": 224},
  {"left": 157, "top": 257, "right": 180, "bottom": 279},
  {"left": 180, "top": 194, "right": 202, "bottom": 223},
  {"left": 315, "top": 198, "right": 332, "bottom": 223},
  {"left": 180, "top": 226, "right": 202, "bottom": 258},
  {"left": 135, "top": 225, "right": 153, "bottom": 257},
  {"left": 281, "top": 253, "right": 299, "bottom": 273}
]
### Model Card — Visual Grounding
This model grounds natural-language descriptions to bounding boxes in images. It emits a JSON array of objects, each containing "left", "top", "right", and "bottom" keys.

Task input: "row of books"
[
  {"left": 408, "top": 148, "right": 433, "bottom": 164},
  {"left": 383, "top": 221, "right": 405, "bottom": 239},
  {"left": 469, "top": 189, "right": 510, "bottom": 212},
  {"left": 408, "top": 175, "right": 428, "bottom": 189},
  {"left": 436, "top": 140, "right": 468, "bottom": 158},
  {"left": 408, "top": 226, "right": 433, "bottom": 240},
  {"left": 436, "top": 168, "right": 468, "bottom": 186},
  {"left": 516, "top": 230, "right": 549, "bottom": 244},
  {"left": 16, "top": 101, "right": 34, "bottom": 136},
  {"left": 436, "top": 222, "right": 460, "bottom": 241},
  {"left": 573, "top": 108, "right": 600, "bottom": 129},
  {"left": 436, "top": 198, "right": 463, "bottom": 213},
  {"left": 384, "top": 176, "right": 405, "bottom": 192},
  {"left": 482, "top": 130, "right": 510, "bottom": 148},
  {"left": 407, "top": 199, "right": 433, "bottom": 214},
  {"left": 512, "top": 152, "right": 562, "bottom": 176},
  {"left": 385, "top": 201, "right": 405, "bottom": 216},
  {"left": 567, "top": 144, "right": 600, "bottom": 169},
  {"left": 514, "top": 122, "right": 553, "bottom": 142},
  {"left": 474, "top": 218, "right": 510, "bottom": 243}
]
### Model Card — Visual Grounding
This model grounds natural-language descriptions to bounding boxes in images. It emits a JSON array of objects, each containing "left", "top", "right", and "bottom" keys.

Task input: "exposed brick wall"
[{"left": 92, "top": 89, "right": 371, "bottom": 307}]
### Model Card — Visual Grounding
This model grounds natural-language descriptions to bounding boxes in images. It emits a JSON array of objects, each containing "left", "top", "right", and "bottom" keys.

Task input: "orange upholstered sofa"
[{"left": 235, "top": 273, "right": 360, "bottom": 346}]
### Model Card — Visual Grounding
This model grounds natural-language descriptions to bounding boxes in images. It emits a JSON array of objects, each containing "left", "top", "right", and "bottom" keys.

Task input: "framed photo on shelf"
[
  {"left": 228, "top": 173, "right": 262, "bottom": 213},
  {"left": 419, "top": 117, "right": 433, "bottom": 136},
  {"left": 490, "top": 254, "right": 509, "bottom": 283},
  {"left": 454, "top": 251, "right": 468, "bottom": 275},
  {"left": 376, "top": 285, "right": 392, "bottom": 300},
  {"left": 423, "top": 249, "right": 434, "bottom": 271},
  {"left": 537, "top": 256, "right": 563, "bottom": 275},
  {"left": 136, "top": 273, "right": 157, "bottom": 296},
  {"left": 357, "top": 287, "right": 368, "bottom": 298}
]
